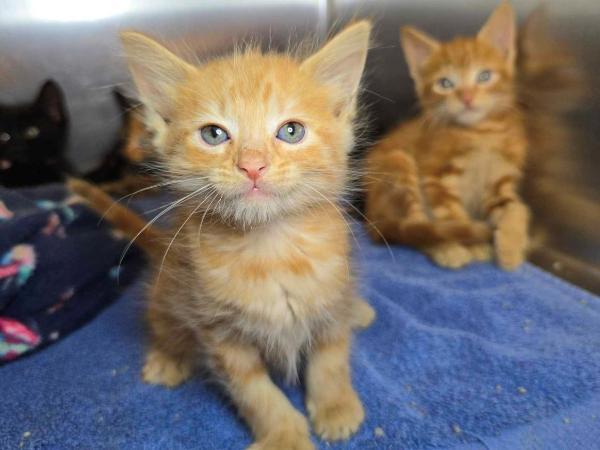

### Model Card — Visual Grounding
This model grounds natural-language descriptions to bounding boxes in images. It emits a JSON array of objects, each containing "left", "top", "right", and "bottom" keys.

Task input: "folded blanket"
[
  {"left": 0, "top": 184, "right": 144, "bottom": 363},
  {"left": 0, "top": 222, "right": 599, "bottom": 449}
]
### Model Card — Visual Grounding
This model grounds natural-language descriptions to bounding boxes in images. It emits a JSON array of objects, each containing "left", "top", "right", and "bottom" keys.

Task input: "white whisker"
[
  {"left": 338, "top": 197, "right": 396, "bottom": 263},
  {"left": 97, "top": 178, "right": 195, "bottom": 225},
  {"left": 157, "top": 192, "right": 214, "bottom": 282},
  {"left": 117, "top": 185, "right": 207, "bottom": 273}
]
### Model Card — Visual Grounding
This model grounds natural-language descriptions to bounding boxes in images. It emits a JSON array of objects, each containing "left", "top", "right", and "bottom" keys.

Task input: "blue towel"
[{"left": 1, "top": 223, "right": 599, "bottom": 449}]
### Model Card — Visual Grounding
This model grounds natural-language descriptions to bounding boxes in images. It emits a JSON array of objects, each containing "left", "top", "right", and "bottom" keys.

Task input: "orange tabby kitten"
[
  {"left": 365, "top": 1, "right": 528, "bottom": 270},
  {"left": 73, "top": 22, "right": 374, "bottom": 450}
]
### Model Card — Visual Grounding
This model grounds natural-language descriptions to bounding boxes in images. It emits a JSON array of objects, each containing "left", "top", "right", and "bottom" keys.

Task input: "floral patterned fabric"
[{"left": 0, "top": 184, "right": 144, "bottom": 363}]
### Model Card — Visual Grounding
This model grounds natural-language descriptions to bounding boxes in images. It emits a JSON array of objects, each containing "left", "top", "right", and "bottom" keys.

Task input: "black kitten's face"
[{"left": 0, "top": 81, "right": 69, "bottom": 186}]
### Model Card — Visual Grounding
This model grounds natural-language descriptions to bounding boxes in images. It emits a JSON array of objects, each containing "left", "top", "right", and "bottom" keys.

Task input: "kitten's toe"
[
  {"left": 247, "top": 436, "right": 313, "bottom": 450},
  {"left": 247, "top": 440, "right": 313, "bottom": 450},
  {"left": 142, "top": 348, "right": 192, "bottom": 387},
  {"left": 469, "top": 243, "right": 493, "bottom": 262},
  {"left": 427, "top": 242, "right": 473, "bottom": 269},
  {"left": 247, "top": 413, "right": 313, "bottom": 450},
  {"left": 351, "top": 297, "right": 376, "bottom": 329},
  {"left": 308, "top": 387, "right": 364, "bottom": 441},
  {"left": 494, "top": 229, "right": 527, "bottom": 270}
]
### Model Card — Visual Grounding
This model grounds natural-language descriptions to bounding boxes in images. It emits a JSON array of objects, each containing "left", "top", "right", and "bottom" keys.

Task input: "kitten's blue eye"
[
  {"left": 437, "top": 77, "right": 454, "bottom": 90},
  {"left": 477, "top": 70, "right": 492, "bottom": 83},
  {"left": 276, "top": 122, "right": 305, "bottom": 144},
  {"left": 200, "top": 125, "right": 229, "bottom": 146}
]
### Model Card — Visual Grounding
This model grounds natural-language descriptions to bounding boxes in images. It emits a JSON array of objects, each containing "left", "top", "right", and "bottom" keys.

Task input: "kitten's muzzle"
[{"left": 237, "top": 151, "right": 269, "bottom": 184}]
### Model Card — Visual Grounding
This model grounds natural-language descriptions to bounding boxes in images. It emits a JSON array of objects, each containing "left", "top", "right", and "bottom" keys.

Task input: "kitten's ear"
[
  {"left": 400, "top": 26, "right": 440, "bottom": 81},
  {"left": 301, "top": 21, "right": 371, "bottom": 115},
  {"left": 120, "top": 31, "right": 194, "bottom": 119},
  {"left": 36, "top": 80, "right": 66, "bottom": 124},
  {"left": 478, "top": 1, "right": 516, "bottom": 67}
]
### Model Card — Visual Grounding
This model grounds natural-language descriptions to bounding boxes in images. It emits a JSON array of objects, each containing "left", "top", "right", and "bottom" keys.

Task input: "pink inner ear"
[
  {"left": 405, "top": 35, "right": 437, "bottom": 69},
  {"left": 412, "top": 41, "right": 435, "bottom": 67},
  {"left": 488, "top": 29, "right": 512, "bottom": 57},
  {"left": 402, "top": 28, "right": 440, "bottom": 76},
  {"left": 478, "top": 3, "right": 515, "bottom": 60}
]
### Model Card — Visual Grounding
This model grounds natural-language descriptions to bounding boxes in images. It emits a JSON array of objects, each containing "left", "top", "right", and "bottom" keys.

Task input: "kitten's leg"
[
  {"left": 422, "top": 174, "right": 470, "bottom": 222},
  {"left": 421, "top": 175, "right": 474, "bottom": 268},
  {"left": 142, "top": 291, "right": 195, "bottom": 387},
  {"left": 365, "top": 150, "right": 429, "bottom": 241},
  {"left": 366, "top": 152, "right": 485, "bottom": 267},
  {"left": 209, "top": 340, "right": 313, "bottom": 450},
  {"left": 484, "top": 176, "right": 529, "bottom": 270},
  {"left": 306, "top": 330, "right": 364, "bottom": 441}
]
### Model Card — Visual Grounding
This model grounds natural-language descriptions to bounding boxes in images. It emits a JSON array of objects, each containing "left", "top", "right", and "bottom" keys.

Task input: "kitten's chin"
[
  {"left": 453, "top": 108, "right": 488, "bottom": 126},
  {"left": 214, "top": 192, "right": 299, "bottom": 228},
  {"left": 243, "top": 186, "right": 271, "bottom": 200},
  {"left": 215, "top": 182, "right": 341, "bottom": 228}
]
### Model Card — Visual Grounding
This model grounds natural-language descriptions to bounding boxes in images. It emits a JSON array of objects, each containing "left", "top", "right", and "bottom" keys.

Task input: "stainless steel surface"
[
  {"left": 0, "top": 0, "right": 597, "bottom": 289},
  {"left": 0, "top": 0, "right": 327, "bottom": 171}
]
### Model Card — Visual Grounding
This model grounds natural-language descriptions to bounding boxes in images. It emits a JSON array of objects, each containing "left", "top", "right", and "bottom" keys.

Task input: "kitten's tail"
[
  {"left": 67, "top": 178, "right": 164, "bottom": 262},
  {"left": 368, "top": 219, "right": 492, "bottom": 247},
  {"left": 517, "top": 7, "right": 598, "bottom": 245}
]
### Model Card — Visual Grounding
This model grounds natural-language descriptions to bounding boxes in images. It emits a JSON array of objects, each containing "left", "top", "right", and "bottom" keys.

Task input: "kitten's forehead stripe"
[
  {"left": 429, "top": 39, "right": 507, "bottom": 74},
  {"left": 187, "top": 53, "right": 328, "bottom": 142},
  {"left": 261, "top": 81, "right": 273, "bottom": 104}
]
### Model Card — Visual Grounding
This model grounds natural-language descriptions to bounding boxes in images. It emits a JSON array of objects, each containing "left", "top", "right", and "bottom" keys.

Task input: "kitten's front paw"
[
  {"left": 351, "top": 297, "right": 376, "bottom": 329},
  {"left": 142, "top": 348, "right": 192, "bottom": 387},
  {"left": 494, "top": 228, "right": 527, "bottom": 270},
  {"left": 247, "top": 414, "right": 314, "bottom": 450},
  {"left": 308, "top": 387, "right": 364, "bottom": 441},
  {"left": 469, "top": 243, "right": 493, "bottom": 262},
  {"left": 247, "top": 436, "right": 313, "bottom": 450},
  {"left": 427, "top": 242, "right": 473, "bottom": 269}
]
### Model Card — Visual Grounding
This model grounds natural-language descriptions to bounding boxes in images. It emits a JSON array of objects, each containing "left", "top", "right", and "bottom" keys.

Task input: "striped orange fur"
[
  {"left": 365, "top": 1, "right": 529, "bottom": 270},
  {"left": 72, "top": 22, "right": 375, "bottom": 450}
]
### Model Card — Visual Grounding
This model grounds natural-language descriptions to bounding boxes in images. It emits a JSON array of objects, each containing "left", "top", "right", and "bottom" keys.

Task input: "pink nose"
[
  {"left": 237, "top": 154, "right": 268, "bottom": 182},
  {"left": 462, "top": 92, "right": 474, "bottom": 107}
]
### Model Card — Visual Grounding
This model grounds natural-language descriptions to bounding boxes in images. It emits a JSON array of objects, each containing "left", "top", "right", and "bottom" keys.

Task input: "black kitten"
[{"left": 0, "top": 80, "right": 72, "bottom": 187}]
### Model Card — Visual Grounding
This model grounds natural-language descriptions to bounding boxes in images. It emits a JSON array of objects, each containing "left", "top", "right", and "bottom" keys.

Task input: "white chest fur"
[
  {"left": 189, "top": 217, "right": 349, "bottom": 377},
  {"left": 459, "top": 148, "right": 518, "bottom": 218}
]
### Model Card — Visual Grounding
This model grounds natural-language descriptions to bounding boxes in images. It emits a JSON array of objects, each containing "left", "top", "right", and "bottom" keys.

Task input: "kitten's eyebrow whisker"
[
  {"left": 88, "top": 82, "right": 128, "bottom": 91},
  {"left": 363, "top": 88, "right": 395, "bottom": 103}
]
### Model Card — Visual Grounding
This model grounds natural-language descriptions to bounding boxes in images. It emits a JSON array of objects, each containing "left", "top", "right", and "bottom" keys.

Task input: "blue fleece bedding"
[
  {"left": 0, "top": 185, "right": 143, "bottom": 364},
  {"left": 1, "top": 218, "right": 599, "bottom": 449}
]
